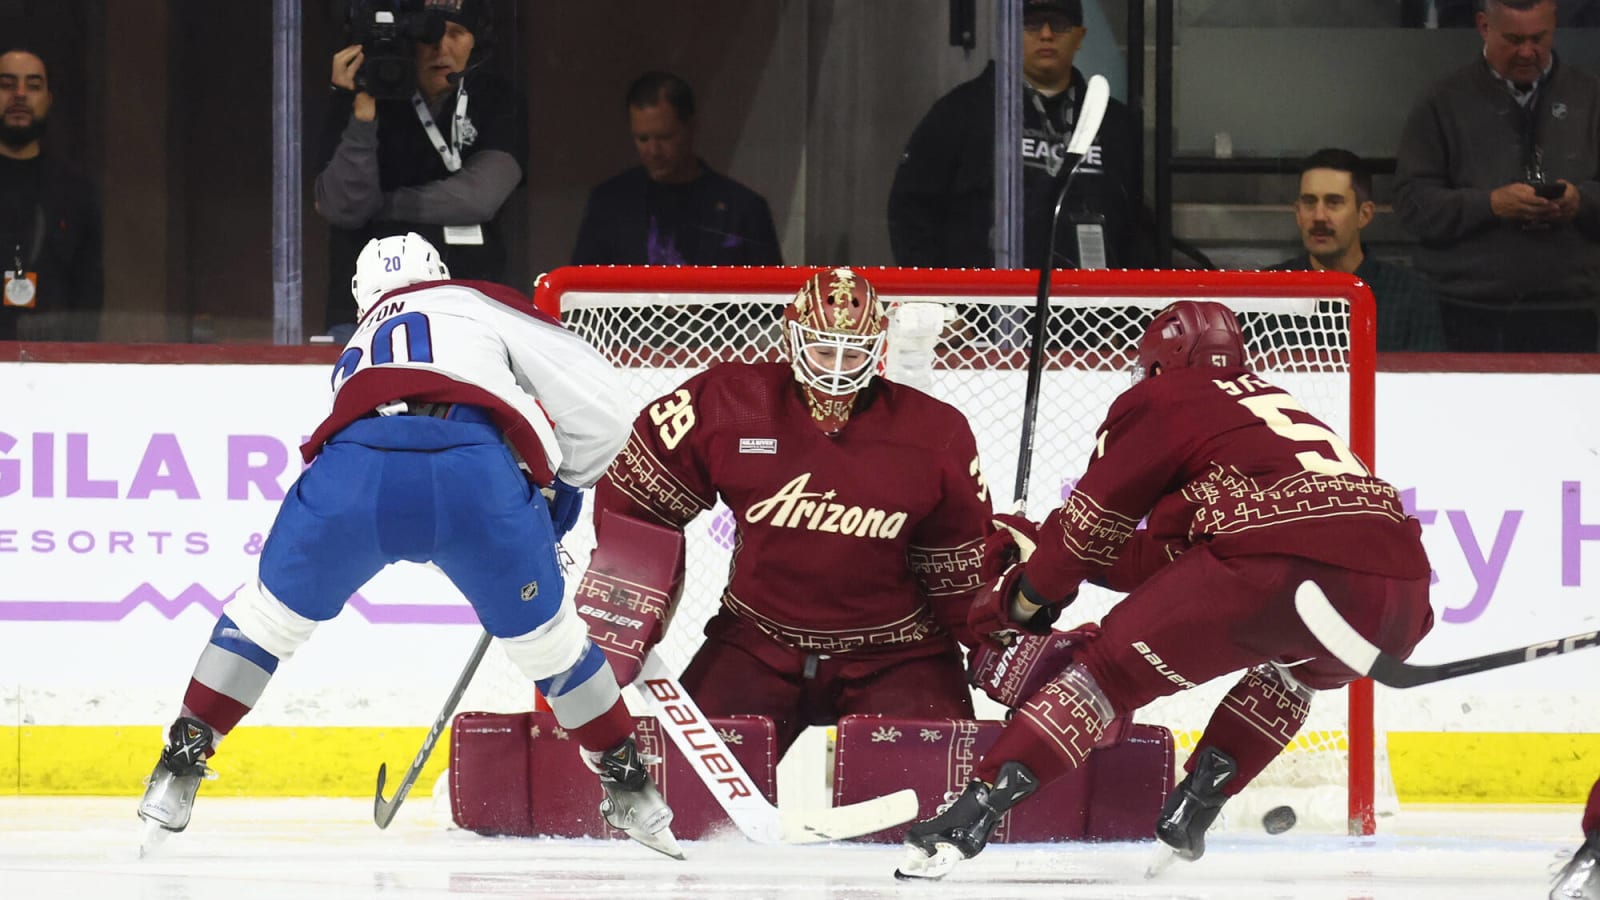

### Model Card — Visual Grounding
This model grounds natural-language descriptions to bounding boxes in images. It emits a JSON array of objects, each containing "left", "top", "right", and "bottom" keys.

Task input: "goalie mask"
[
  {"left": 1135, "top": 300, "right": 1245, "bottom": 381},
  {"left": 351, "top": 232, "right": 451, "bottom": 318},
  {"left": 784, "top": 267, "right": 888, "bottom": 432}
]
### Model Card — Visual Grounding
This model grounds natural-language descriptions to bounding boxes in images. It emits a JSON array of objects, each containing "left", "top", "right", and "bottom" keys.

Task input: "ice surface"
[{"left": 0, "top": 796, "right": 1581, "bottom": 899}]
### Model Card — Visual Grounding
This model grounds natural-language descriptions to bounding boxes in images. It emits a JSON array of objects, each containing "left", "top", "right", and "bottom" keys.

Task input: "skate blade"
[
  {"left": 625, "top": 823, "right": 685, "bottom": 861},
  {"left": 137, "top": 818, "right": 174, "bottom": 859},
  {"left": 1144, "top": 844, "right": 1180, "bottom": 879},
  {"left": 894, "top": 843, "right": 962, "bottom": 881}
]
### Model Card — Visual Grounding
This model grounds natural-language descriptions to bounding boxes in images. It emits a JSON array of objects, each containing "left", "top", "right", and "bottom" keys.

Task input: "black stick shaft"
[{"left": 373, "top": 629, "right": 493, "bottom": 828}]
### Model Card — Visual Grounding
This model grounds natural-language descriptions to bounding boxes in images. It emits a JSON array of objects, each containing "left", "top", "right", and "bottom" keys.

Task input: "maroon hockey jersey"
[
  {"left": 1026, "top": 366, "right": 1429, "bottom": 604},
  {"left": 596, "top": 362, "right": 992, "bottom": 654}
]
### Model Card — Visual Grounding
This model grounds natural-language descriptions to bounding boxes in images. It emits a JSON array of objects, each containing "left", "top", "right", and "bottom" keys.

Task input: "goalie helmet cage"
[{"left": 532, "top": 265, "right": 1381, "bottom": 836}]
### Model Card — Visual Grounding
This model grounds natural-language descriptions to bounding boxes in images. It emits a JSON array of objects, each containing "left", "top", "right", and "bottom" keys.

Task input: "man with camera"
[
  {"left": 315, "top": 0, "right": 527, "bottom": 341},
  {"left": 1394, "top": 0, "right": 1600, "bottom": 352}
]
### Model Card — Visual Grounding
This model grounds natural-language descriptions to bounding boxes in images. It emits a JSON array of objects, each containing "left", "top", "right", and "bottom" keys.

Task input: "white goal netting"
[{"left": 496, "top": 266, "right": 1388, "bottom": 832}]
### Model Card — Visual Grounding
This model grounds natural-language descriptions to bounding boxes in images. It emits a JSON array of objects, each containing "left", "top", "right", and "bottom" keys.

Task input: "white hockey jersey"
[{"left": 301, "top": 279, "right": 633, "bottom": 487}]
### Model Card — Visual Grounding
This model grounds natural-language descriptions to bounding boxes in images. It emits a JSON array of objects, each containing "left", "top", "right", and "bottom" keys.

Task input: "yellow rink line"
[{"left": 2, "top": 726, "right": 1595, "bottom": 804}]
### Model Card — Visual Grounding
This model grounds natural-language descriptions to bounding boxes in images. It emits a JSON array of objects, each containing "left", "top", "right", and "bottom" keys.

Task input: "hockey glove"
[
  {"left": 542, "top": 479, "right": 584, "bottom": 541},
  {"left": 968, "top": 623, "right": 1101, "bottom": 709},
  {"left": 967, "top": 514, "right": 1072, "bottom": 646}
]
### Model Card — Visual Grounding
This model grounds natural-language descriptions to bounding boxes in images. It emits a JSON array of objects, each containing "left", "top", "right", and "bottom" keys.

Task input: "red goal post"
[{"left": 533, "top": 265, "right": 1381, "bottom": 835}]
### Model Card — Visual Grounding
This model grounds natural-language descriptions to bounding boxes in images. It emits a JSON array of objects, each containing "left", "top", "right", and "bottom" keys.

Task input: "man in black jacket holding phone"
[{"left": 1394, "top": 0, "right": 1600, "bottom": 351}]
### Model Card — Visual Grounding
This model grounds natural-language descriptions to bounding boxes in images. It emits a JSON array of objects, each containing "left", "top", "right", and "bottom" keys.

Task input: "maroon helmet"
[{"left": 1135, "top": 300, "right": 1245, "bottom": 381}]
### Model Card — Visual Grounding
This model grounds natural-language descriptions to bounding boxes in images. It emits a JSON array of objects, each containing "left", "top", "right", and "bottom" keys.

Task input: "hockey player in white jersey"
[{"left": 136, "top": 233, "right": 681, "bottom": 858}]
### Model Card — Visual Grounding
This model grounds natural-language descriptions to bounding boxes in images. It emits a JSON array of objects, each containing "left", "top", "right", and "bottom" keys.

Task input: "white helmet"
[{"left": 351, "top": 232, "right": 450, "bottom": 317}]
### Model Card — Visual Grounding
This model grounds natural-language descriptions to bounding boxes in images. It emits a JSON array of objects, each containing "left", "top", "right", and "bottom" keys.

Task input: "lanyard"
[{"left": 411, "top": 80, "right": 471, "bottom": 173}]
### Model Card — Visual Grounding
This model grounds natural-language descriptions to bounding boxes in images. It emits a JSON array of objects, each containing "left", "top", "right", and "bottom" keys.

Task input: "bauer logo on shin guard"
[{"left": 578, "top": 604, "right": 646, "bottom": 631}]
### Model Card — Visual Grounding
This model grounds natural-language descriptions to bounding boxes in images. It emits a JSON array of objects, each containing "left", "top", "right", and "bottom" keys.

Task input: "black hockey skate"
[
  {"left": 1552, "top": 829, "right": 1600, "bottom": 900},
  {"left": 1154, "top": 746, "right": 1237, "bottom": 865},
  {"left": 136, "top": 717, "right": 217, "bottom": 854},
  {"left": 592, "top": 736, "right": 683, "bottom": 860},
  {"left": 895, "top": 761, "right": 1038, "bottom": 881}
]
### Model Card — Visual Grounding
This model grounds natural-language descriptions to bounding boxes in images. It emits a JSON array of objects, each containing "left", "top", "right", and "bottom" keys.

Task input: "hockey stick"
[
  {"left": 636, "top": 651, "right": 919, "bottom": 844},
  {"left": 373, "top": 629, "right": 493, "bottom": 828},
  {"left": 1013, "top": 73, "right": 1110, "bottom": 510},
  {"left": 1294, "top": 581, "right": 1600, "bottom": 688}
]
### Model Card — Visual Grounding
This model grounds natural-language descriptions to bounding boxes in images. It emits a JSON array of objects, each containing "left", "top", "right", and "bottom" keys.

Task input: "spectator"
[
  {"left": 888, "top": 0, "right": 1147, "bottom": 270},
  {"left": 1434, "top": 0, "right": 1600, "bottom": 27},
  {"left": 571, "top": 71, "right": 782, "bottom": 266},
  {"left": 316, "top": 0, "right": 527, "bottom": 340},
  {"left": 0, "top": 47, "right": 101, "bottom": 342},
  {"left": 1270, "top": 148, "right": 1445, "bottom": 351},
  {"left": 1394, "top": 0, "right": 1600, "bottom": 352}
]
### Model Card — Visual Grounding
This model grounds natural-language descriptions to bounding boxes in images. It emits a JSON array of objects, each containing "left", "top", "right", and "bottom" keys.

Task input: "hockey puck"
[{"left": 1262, "top": 805, "right": 1297, "bottom": 835}]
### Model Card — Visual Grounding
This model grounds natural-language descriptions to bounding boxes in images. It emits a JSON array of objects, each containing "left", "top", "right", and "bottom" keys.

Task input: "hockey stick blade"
[
  {"left": 373, "top": 629, "right": 493, "bottom": 828},
  {"left": 636, "top": 652, "right": 919, "bottom": 844},
  {"left": 1295, "top": 581, "right": 1600, "bottom": 688}
]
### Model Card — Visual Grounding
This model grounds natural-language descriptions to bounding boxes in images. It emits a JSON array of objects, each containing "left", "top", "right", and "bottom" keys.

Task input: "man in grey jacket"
[
  {"left": 315, "top": 0, "right": 527, "bottom": 339},
  {"left": 1394, "top": 0, "right": 1600, "bottom": 351}
]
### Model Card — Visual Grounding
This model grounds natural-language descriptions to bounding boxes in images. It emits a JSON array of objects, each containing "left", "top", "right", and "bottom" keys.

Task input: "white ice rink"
[{"left": 0, "top": 795, "right": 1583, "bottom": 900}]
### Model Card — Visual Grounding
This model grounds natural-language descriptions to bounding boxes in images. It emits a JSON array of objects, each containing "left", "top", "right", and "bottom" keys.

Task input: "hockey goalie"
[{"left": 576, "top": 266, "right": 993, "bottom": 754}]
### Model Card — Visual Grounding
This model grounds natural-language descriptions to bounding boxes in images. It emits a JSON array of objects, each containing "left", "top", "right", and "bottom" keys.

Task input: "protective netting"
[{"left": 497, "top": 271, "right": 1390, "bottom": 831}]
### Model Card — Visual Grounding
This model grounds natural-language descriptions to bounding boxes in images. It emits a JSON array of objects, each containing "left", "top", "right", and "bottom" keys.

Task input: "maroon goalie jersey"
[
  {"left": 1025, "top": 366, "right": 1430, "bottom": 603},
  {"left": 596, "top": 362, "right": 992, "bottom": 655}
]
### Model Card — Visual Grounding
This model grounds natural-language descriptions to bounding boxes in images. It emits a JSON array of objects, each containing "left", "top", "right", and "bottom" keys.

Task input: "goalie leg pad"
[
  {"left": 1188, "top": 662, "right": 1314, "bottom": 796},
  {"left": 977, "top": 663, "right": 1115, "bottom": 787},
  {"left": 574, "top": 509, "right": 685, "bottom": 685}
]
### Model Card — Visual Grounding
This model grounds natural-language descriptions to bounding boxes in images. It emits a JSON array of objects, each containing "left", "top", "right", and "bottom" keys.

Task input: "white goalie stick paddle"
[
  {"left": 635, "top": 652, "right": 919, "bottom": 844},
  {"left": 1294, "top": 581, "right": 1600, "bottom": 688},
  {"left": 1013, "top": 73, "right": 1111, "bottom": 510}
]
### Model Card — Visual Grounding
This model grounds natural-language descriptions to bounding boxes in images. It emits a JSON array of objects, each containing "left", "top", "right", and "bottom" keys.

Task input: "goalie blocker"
[{"left": 572, "top": 509, "right": 685, "bottom": 685}]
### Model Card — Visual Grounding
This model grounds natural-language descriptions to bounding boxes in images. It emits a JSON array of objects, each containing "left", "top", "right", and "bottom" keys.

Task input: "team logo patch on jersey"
[
  {"left": 739, "top": 438, "right": 778, "bottom": 455},
  {"left": 521, "top": 582, "right": 539, "bottom": 601}
]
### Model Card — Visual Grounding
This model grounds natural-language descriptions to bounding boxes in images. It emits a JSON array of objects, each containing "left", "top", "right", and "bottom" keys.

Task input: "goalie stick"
[
  {"left": 1295, "top": 581, "right": 1600, "bottom": 688},
  {"left": 373, "top": 629, "right": 492, "bottom": 828},
  {"left": 635, "top": 651, "right": 919, "bottom": 844},
  {"left": 1013, "top": 72, "right": 1110, "bottom": 510}
]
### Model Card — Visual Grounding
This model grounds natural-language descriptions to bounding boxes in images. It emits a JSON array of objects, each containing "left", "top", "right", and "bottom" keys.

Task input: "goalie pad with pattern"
[{"left": 573, "top": 509, "right": 685, "bottom": 685}]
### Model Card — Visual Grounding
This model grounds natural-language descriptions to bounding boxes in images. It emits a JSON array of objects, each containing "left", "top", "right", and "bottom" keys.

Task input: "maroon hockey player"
[
  {"left": 574, "top": 266, "right": 992, "bottom": 754},
  {"left": 897, "top": 299, "right": 1436, "bottom": 879},
  {"left": 1551, "top": 776, "right": 1600, "bottom": 898}
]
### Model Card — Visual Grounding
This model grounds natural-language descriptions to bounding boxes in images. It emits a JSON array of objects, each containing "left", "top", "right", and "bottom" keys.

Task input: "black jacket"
[
  {"left": 0, "top": 153, "right": 102, "bottom": 341},
  {"left": 888, "top": 62, "right": 1148, "bottom": 269},
  {"left": 571, "top": 163, "right": 782, "bottom": 266}
]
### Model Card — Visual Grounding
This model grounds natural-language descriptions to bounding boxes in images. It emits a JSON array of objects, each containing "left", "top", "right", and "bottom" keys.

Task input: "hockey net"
[{"left": 523, "top": 265, "right": 1387, "bottom": 835}]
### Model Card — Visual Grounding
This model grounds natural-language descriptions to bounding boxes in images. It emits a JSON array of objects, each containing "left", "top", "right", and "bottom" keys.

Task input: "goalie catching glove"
[{"left": 967, "top": 514, "right": 1076, "bottom": 647}]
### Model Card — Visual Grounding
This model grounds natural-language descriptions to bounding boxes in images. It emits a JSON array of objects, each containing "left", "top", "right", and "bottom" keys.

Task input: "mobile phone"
[{"left": 1532, "top": 181, "right": 1565, "bottom": 200}]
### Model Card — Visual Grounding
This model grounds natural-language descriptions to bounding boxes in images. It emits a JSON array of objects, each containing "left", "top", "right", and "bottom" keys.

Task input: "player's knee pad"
[
  {"left": 1217, "top": 662, "right": 1315, "bottom": 749},
  {"left": 532, "top": 639, "right": 622, "bottom": 731},
  {"left": 222, "top": 579, "right": 320, "bottom": 661},
  {"left": 1015, "top": 662, "right": 1117, "bottom": 769},
  {"left": 497, "top": 595, "right": 590, "bottom": 681}
]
